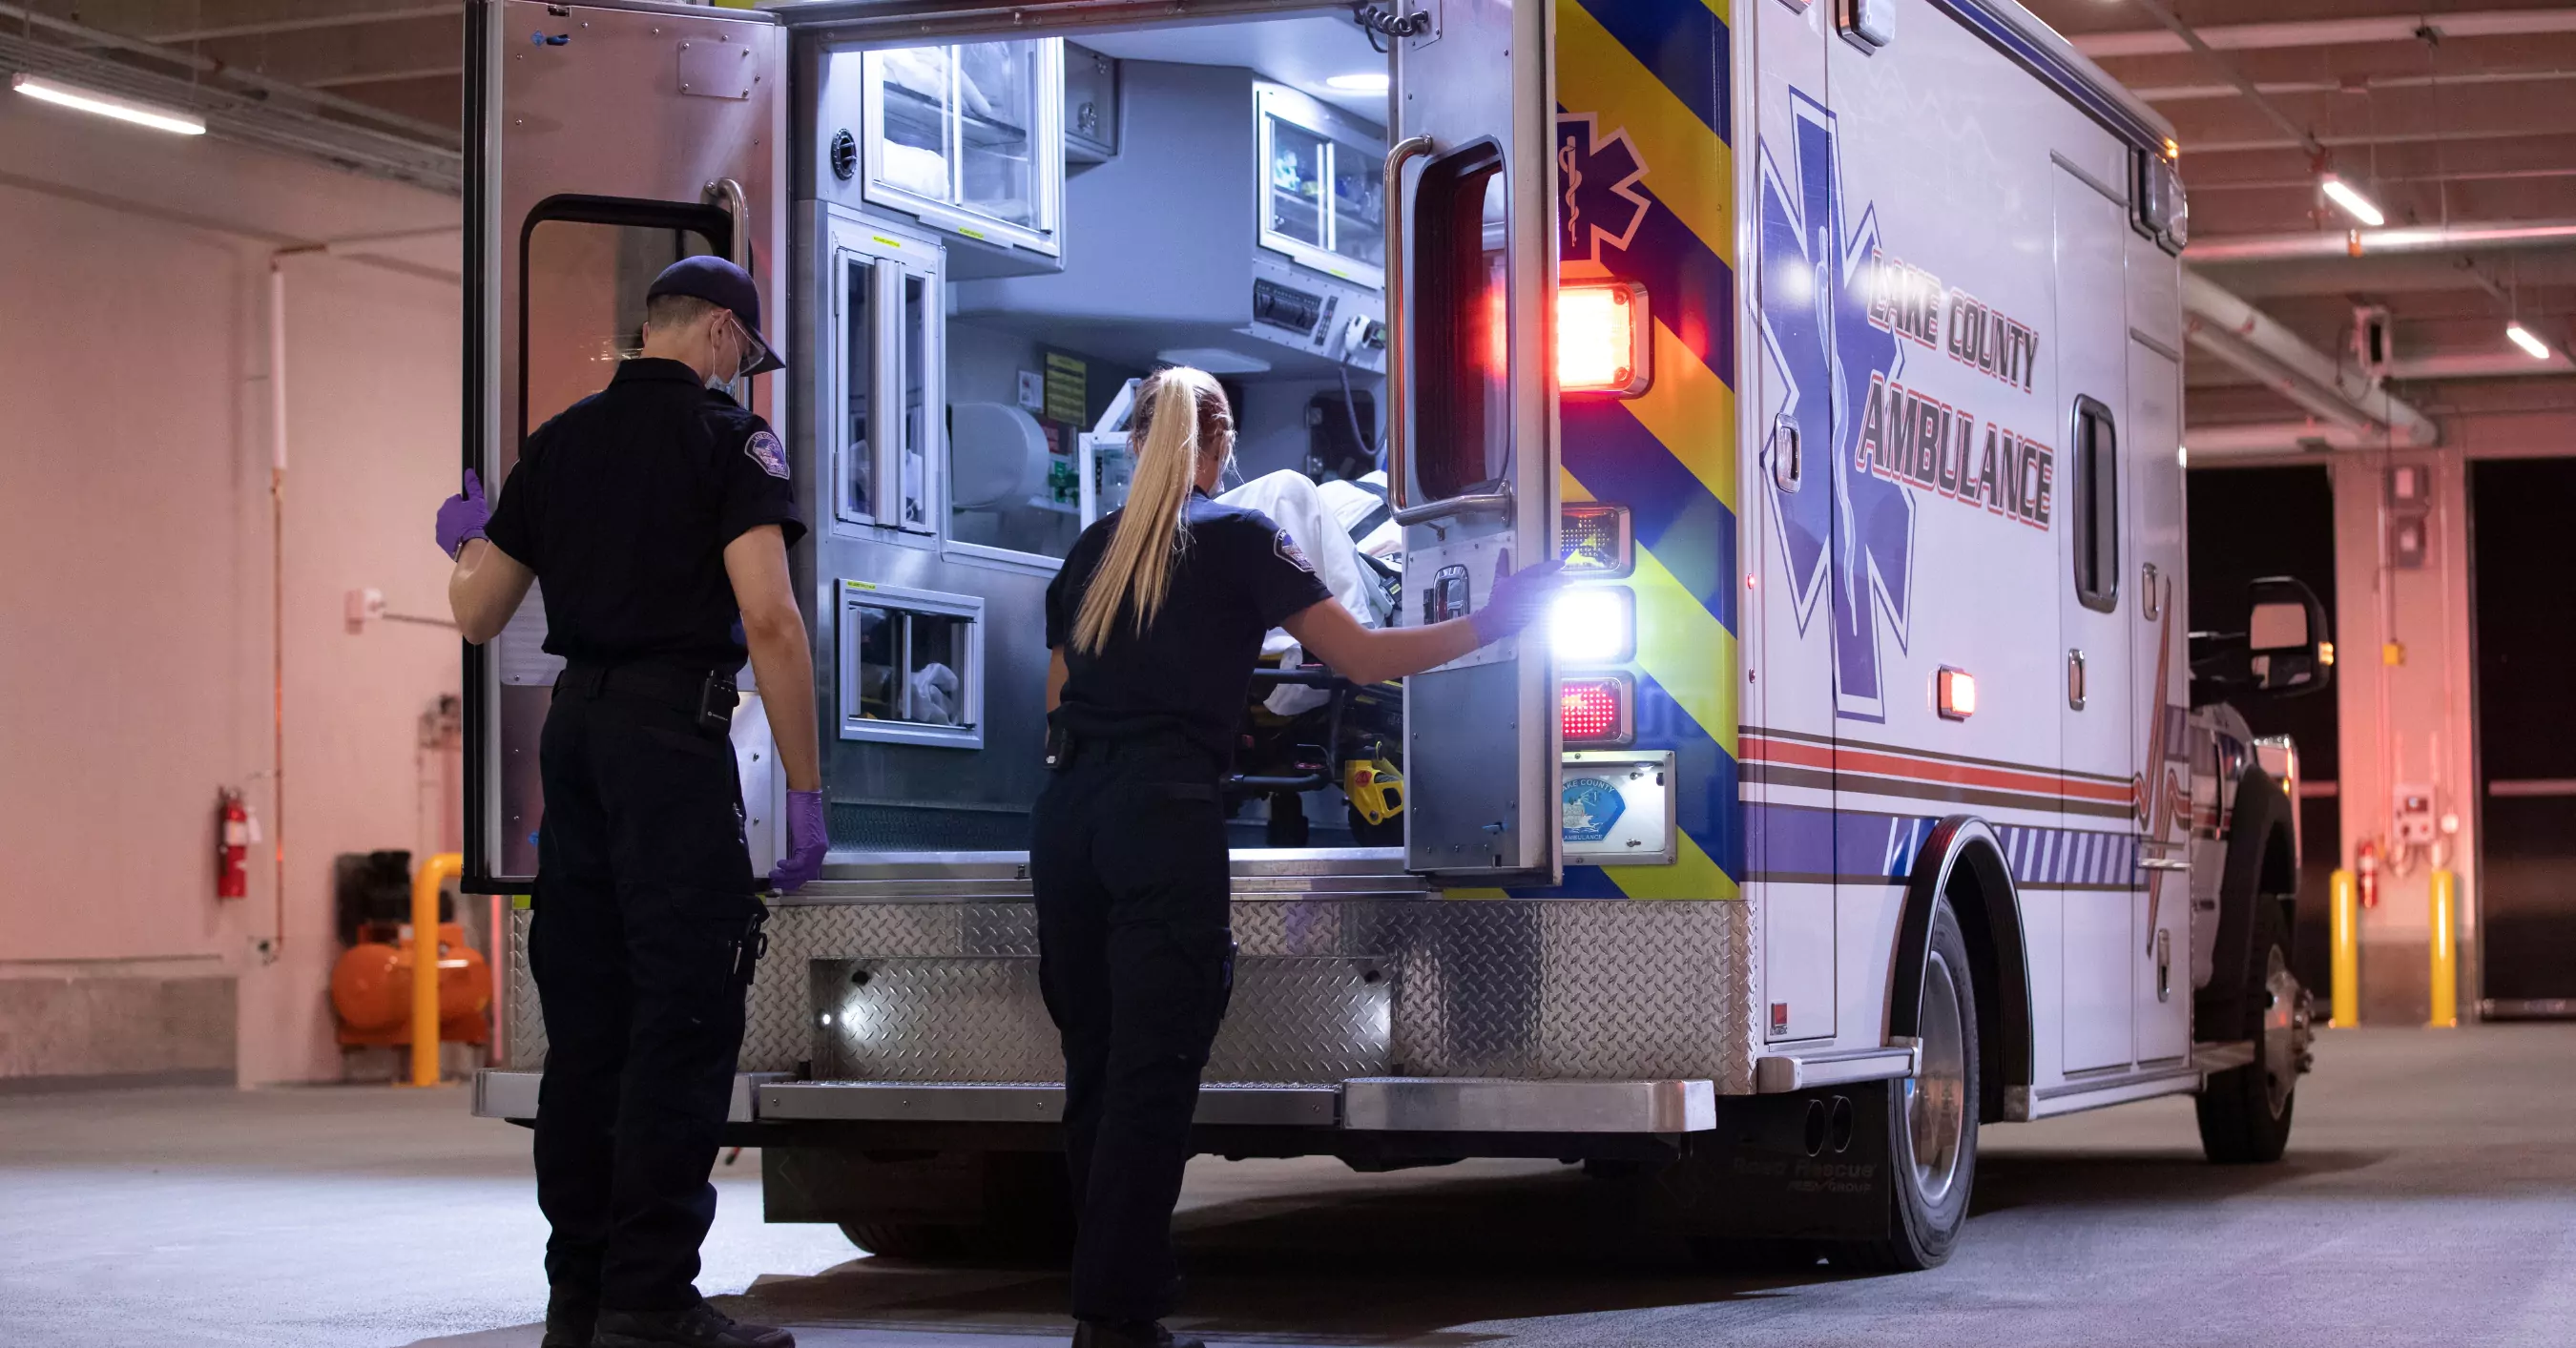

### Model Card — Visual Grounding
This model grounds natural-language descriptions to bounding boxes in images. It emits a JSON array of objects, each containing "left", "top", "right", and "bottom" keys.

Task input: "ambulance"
[{"left": 464, "top": 0, "right": 2332, "bottom": 1269}]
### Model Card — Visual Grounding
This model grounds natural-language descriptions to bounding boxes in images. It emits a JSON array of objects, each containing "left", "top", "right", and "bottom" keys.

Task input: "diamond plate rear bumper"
[{"left": 496, "top": 855, "right": 1759, "bottom": 1130}]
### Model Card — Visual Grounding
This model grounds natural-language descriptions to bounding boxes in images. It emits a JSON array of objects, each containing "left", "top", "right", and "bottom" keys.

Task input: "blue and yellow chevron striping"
[{"left": 1508, "top": 0, "right": 1739, "bottom": 902}]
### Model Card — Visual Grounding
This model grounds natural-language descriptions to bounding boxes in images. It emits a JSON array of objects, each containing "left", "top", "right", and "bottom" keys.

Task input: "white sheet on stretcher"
[{"left": 1216, "top": 469, "right": 1389, "bottom": 715}]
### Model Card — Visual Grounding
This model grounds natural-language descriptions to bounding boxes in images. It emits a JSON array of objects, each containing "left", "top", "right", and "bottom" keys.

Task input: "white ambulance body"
[{"left": 465, "top": 0, "right": 2325, "bottom": 1268}]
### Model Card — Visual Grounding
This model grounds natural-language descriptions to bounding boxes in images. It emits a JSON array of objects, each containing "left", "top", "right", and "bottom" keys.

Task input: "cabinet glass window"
[
  {"left": 875, "top": 47, "right": 953, "bottom": 202},
  {"left": 864, "top": 39, "right": 1053, "bottom": 248},
  {"left": 840, "top": 583, "right": 983, "bottom": 749},
  {"left": 1332, "top": 143, "right": 1387, "bottom": 269},
  {"left": 898, "top": 272, "right": 931, "bottom": 529},
  {"left": 1411, "top": 143, "right": 1510, "bottom": 503},
  {"left": 842, "top": 257, "right": 875, "bottom": 520},
  {"left": 837, "top": 247, "right": 937, "bottom": 533},
  {"left": 1269, "top": 121, "right": 1327, "bottom": 248},
  {"left": 1257, "top": 87, "right": 1389, "bottom": 287},
  {"left": 957, "top": 42, "right": 1039, "bottom": 227}
]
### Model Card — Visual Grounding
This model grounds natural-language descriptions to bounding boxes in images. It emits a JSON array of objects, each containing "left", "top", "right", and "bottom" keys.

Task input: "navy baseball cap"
[{"left": 648, "top": 255, "right": 784, "bottom": 376}]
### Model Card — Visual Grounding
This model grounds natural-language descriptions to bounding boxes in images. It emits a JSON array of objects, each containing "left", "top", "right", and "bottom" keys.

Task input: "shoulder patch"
[
  {"left": 1273, "top": 529, "right": 1317, "bottom": 574},
  {"left": 743, "top": 429, "right": 789, "bottom": 480}
]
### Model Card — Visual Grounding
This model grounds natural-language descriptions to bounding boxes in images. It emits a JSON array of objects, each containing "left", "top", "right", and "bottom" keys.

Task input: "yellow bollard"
[
  {"left": 410, "top": 852, "right": 466, "bottom": 1087},
  {"left": 2329, "top": 868, "right": 2359, "bottom": 1028},
  {"left": 2428, "top": 869, "right": 2459, "bottom": 1028}
]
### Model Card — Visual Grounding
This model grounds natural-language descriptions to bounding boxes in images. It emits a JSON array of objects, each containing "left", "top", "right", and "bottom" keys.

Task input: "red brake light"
[
  {"left": 1556, "top": 281, "right": 1651, "bottom": 396},
  {"left": 1560, "top": 674, "right": 1633, "bottom": 745}
]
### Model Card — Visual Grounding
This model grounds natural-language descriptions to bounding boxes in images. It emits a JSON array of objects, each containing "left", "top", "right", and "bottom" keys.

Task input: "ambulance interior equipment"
[{"left": 799, "top": 13, "right": 1402, "bottom": 850}]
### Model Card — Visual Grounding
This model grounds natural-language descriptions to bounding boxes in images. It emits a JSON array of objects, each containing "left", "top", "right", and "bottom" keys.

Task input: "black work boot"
[
  {"left": 593, "top": 1299, "right": 795, "bottom": 1348},
  {"left": 1070, "top": 1320, "right": 1205, "bottom": 1348},
  {"left": 540, "top": 1287, "right": 596, "bottom": 1348}
]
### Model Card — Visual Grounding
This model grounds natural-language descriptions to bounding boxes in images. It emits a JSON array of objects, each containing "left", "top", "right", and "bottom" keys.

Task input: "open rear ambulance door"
[
  {"left": 1388, "top": 0, "right": 1563, "bottom": 887},
  {"left": 462, "top": 0, "right": 788, "bottom": 892}
]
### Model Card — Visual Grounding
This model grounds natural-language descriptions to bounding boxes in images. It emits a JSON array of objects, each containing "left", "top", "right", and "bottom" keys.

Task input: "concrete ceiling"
[{"left": 2021, "top": 0, "right": 2576, "bottom": 436}]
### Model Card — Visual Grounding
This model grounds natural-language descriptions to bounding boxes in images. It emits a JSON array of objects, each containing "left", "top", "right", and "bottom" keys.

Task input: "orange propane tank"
[{"left": 331, "top": 922, "right": 492, "bottom": 1047}]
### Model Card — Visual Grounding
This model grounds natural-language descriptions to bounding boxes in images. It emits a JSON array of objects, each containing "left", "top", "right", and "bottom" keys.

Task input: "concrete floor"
[{"left": 4, "top": 1027, "right": 2571, "bottom": 1348}]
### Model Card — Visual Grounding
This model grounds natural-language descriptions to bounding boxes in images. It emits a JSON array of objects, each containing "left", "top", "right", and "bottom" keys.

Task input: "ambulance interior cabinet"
[
  {"left": 1257, "top": 83, "right": 1386, "bottom": 290},
  {"left": 855, "top": 37, "right": 1066, "bottom": 276}
]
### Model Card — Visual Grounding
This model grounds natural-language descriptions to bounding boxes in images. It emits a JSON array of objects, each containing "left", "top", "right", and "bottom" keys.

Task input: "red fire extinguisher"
[
  {"left": 2356, "top": 838, "right": 2380, "bottom": 911},
  {"left": 218, "top": 788, "right": 254, "bottom": 901}
]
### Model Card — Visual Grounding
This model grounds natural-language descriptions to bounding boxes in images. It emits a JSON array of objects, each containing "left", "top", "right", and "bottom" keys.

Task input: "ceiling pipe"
[
  {"left": 2076, "top": 10, "right": 2576, "bottom": 60},
  {"left": 2182, "top": 272, "right": 2443, "bottom": 446},
  {"left": 2186, "top": 423, "right": 2373, "bottom": 458},
  {"left": 2186, "top": 323, "right": 2377, "bottom": 432},
  {"left": 2187, "top": 218, "right": 2576, "bottom": 261}
]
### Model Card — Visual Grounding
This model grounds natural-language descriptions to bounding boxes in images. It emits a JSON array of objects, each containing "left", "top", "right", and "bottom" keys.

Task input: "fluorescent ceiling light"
[
  {"left": 13, "top": 73, "right": 205, "bottom": 135},
  {"left": 1325, "top": 72, "right": 1391, "bottom": 93},
  {"left": 2505, "top": 322, "right": 2552, "bottom": 361},
  {"left": 2319, "top": 176, "right": 2384, "bottom": 228}
]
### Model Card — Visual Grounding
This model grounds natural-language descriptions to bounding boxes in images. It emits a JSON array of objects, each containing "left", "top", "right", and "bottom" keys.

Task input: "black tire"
[
  {"left": 1826, "top": 897, "right": 1981, "bottom": 1273},
  {"left": 1688, "top": 1236, "right": 1822, "bottom": 1274},
  {"left": 2197, "top": 894, "right": 2299, "bottom": 1164},
  {"left": 838, "top": 1221, "right": 968, "bottom": 1260}
]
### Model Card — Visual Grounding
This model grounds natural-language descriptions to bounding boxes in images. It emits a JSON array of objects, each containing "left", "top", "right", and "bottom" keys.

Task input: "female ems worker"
[{"left": 1037, "top": 366, "right": 1562, "bottom": 1348}]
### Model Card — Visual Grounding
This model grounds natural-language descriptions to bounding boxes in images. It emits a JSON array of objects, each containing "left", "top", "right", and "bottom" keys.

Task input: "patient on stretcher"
[{"left": 1217, "top": 469, "right": 1401, "bottom": 715}]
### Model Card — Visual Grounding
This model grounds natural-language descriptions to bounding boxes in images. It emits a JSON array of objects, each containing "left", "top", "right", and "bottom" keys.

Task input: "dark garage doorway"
[
  {"left": 2471, "top": 457, "right": 2576, "bottom": 1018},
  {"left": 2189, "top": 464, "right": 2339, "bottom": 1003}
]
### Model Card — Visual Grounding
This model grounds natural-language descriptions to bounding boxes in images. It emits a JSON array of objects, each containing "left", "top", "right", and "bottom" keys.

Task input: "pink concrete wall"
[{"left": 0, "top": 135, "right": 460, "bottom": 1083}]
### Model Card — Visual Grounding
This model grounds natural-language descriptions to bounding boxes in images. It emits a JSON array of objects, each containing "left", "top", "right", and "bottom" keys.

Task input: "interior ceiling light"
[
  {"left": 1325, "top": 72, "right": 1391, "bottom": 93},
  {"left": 2319, "top": 176, "right": 2384, "bottom": 228},
  {"left": 11, "top": 73, "right": 205, "bottom": 135},
  {"left": 2505, "top": 322, "right": 2552, "bottom": 361}
]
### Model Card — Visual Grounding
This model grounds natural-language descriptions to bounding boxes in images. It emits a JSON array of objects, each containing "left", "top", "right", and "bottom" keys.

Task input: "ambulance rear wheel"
[
  {"left": 2196, "top": 894, "right": 2300, "bottom": 1165},
  {"left": 838, "top": 1221, "right": 965, "bottom": 1261},
  {"left": 1826, "top": 898, "right": 1980, "bottom": 1273}
]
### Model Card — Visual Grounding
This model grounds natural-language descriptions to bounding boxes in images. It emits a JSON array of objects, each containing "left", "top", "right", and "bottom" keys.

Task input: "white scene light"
[
  {"left": 12, "top": 73, "right": 205, "bottom": 135},
  {"left": 2319, "top": 176, "right": 2384, "bottom": 228},
  {"left": 1325, "top": 72, "right": 1391, "bottom": 93},
  {"left": 1549, "top": 587, "right": 1634, "bottom": 665},
  {"left": 2506, "top": 323, "right": 2552, "bottom": 360}
]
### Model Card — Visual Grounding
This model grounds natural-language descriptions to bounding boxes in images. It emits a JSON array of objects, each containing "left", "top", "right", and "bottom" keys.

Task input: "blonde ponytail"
[{"left": 1070, "top": 366, "right": 1232, "bottom": 654}]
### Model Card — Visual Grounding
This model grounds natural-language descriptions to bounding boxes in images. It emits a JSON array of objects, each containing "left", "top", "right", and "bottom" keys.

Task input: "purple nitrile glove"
[
  {"left": 769, "top": 788, "right": 828, "bottom": 894},
  {"left": 1469, "top": 555, "right": 1568, "bottom": 646},
  {"left": 436, "top": 469, "right": 490, "bottom": 560}
]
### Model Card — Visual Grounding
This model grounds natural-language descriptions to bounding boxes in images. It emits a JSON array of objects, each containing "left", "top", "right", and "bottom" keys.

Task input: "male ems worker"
[{"left": 439, "top": 257, "right": 830, "bottom": 1348}]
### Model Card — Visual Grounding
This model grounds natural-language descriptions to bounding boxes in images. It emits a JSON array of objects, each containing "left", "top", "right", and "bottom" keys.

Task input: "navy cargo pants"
[
  {"left": 530, "top": 663, "right": 767, "bottom": 1313},
  {"left": 1029, "top": 738, "right": 1238, "bottom": 1325}
]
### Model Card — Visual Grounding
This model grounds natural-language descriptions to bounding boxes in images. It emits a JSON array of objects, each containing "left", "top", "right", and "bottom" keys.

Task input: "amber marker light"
[{"left": 1937, "top": 666, "right": 1977, "bottom": 720}]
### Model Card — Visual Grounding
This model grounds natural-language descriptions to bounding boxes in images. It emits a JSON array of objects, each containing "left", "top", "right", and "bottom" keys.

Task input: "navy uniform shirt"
[
  {"left": 1045, "top": 491, "right": 1334, "bottom": 762},
  {"left": 484, "top": 358, "right": 805, "bottom": 671}
]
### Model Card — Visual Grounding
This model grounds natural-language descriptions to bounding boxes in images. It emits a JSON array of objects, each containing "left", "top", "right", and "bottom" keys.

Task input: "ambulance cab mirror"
[{"left": 2190, "top": 575, "right": 2333, "bottom": 705}]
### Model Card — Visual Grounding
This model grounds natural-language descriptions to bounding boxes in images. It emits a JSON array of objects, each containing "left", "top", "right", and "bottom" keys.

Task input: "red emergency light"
[
  {"left": 1560, "top": 674, "right": 1635, "bottom": 746},
  {"left": 1557, "top": 281, "right": 1652, "bottom": 396}
]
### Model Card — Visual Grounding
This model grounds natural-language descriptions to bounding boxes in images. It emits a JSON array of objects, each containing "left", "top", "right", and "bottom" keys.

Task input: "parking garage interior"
[{"left": 6, "top": 1, "right": 2576, "bottom": 1346}]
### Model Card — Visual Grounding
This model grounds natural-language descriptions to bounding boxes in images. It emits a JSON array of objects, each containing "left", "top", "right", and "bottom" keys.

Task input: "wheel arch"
[
  {"left": 2201, "top": 766, "right": 2297, "bottom": 1030},
  {"left": 1889, "top": 815, "right": 2033, "bottom": 1126}
]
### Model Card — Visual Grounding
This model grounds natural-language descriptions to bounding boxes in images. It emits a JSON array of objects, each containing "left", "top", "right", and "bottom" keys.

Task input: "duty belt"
[{"left": 559, "top": 660, "right": 738, "bottom": 734}]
